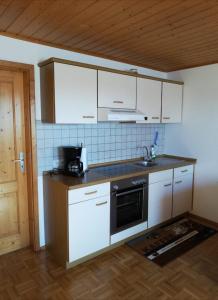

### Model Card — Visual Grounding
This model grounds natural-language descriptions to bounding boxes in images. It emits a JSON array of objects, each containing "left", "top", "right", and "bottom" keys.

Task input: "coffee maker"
[{"left": 62, "top": 146, "right": 84, "bottom": 177}]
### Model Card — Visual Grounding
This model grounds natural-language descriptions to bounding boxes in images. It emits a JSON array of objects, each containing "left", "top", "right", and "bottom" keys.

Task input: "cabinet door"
[
  {"left": 148, "top": 180, "right": 173, "bottom": 228},
  {"left": 173, "top": 174, "right": 193, "bottom": 217},
  {"left": 137, "top": 78, "right": 161, "bottom": 123},
  {"left": 54, "top": 63, "right": 97, "bottom": 124},
  {"left": 68, "top": 196, "right": 110, "bottom": 262},
  {"left": 162, "top": 82, "right": 183, "bottom": 123},
  {"left": 98, "top": 70, "right": 136, "bottom": 109}
]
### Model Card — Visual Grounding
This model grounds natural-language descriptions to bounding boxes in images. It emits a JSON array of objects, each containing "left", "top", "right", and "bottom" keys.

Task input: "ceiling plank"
[{"left": 1, "top": 0, "right": 218, "bottom": 71}]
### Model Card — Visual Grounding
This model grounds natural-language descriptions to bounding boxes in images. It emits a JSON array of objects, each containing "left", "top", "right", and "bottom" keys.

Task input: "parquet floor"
[{"left": 0, "top": 234, "right": 218, "bottom": 300}]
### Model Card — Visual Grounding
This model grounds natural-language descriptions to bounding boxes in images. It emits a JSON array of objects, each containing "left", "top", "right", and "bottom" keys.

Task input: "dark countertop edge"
[{"left": 43, "top": 155, "right": 196, "bottom": 190}]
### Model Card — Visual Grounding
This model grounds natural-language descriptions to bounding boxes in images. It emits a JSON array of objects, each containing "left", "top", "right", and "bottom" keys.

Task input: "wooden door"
[
  {"left": 98, "top": 70, "right": 136, "bottom": 109},
  {"left": 0, "top": 70, "right": 29, "bottom": 255},
  {"left": 162, "top": 82, "right": 183, "bottom": 123},
  {"left": 137, "top": 77, "right": 162, "bottom": 123}
]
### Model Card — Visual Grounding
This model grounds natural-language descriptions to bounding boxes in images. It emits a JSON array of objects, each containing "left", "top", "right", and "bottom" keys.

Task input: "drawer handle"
[
  {"left": 163, "top": 117, "right": 171, "bottom": 120},
  {"left": 164, "top": 183, "right": 172, "bottom": 187},
  {"left": 113, "top": 100, "right": 124, "bottom": 104},
  {"left": 181, "top": 169, "right": 188, "bottom": 173},
  {"left": 96, "top": 201, "right": 107, "bottom": 206},
  {"left": 175, "top": 180, "right": 182, "bottom": 184},
  {"left": 84, "top": 190, "right": 97, "bottom": 195},
  {"left": 152, "top": 116, "right": 159, "bottom": 120},
  {"left": 83, "top": 116, "right": 95, "bottom": 119}
]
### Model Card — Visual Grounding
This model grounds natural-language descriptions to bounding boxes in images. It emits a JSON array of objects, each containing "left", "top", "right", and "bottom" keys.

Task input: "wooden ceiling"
[{"left": 0, "top": 0, "right": 218, "bottom": 72}]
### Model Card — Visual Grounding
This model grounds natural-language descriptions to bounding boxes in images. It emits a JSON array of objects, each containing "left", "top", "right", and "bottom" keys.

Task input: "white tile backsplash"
[{"left": 36, "top": 121, "right": 165, "bottom": 174}]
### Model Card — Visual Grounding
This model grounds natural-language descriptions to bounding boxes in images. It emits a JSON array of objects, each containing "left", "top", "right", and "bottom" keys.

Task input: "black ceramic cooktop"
[{"left": 94, "top": 163, "right": 143, "bottom": 177}]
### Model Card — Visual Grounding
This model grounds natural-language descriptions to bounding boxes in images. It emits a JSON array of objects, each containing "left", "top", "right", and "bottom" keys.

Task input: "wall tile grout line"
[{"left": 36, "top": 121, "right": 165, "bottom": 174}]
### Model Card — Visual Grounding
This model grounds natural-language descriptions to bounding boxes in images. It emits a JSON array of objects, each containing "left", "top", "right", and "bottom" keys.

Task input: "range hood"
[{"left": 98, "top": 108, "right": 145, "bottom": 122}]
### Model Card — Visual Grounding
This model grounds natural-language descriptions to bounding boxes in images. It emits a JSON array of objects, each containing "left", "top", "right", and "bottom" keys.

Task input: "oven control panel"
[
  {"left": 132, "top": 179, "right": 147, "bottom": 186},
  {"left": 111, "top": 175, "right": 148, "bottom": 192}
]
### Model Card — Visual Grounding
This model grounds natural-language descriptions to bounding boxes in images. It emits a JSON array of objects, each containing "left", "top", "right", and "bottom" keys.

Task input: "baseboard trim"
[{"left": 189, "top": 213, "right": 218, "bottom": 230}]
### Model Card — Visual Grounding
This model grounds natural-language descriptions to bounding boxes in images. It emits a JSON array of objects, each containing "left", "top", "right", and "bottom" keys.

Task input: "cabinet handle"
[
  {"left": 163, "top": 117, "right": 171, "bottom": 120},
  {"left": 175, "top": 180, "right": 183, "bottom": 184},
  {"left": 181, "top": 169, "right": 188, "bottom": 173},
  {"left": 96, "top": 201, "right": 107, "bottom": 206},
  {"left": 152, "top": 116, "right": 159, "bottom": 120},
  {"left": 84, "top": 190, "right": 97, "bottom": 195},
  {"left": 83, "top": 116, "right": 95, "bottom": 119},
  {"left": 164, "top": 183, "right": 172, "bottom": 187},
  {"left": 113, "top": 100, "right": 124, "bottom": 104}
]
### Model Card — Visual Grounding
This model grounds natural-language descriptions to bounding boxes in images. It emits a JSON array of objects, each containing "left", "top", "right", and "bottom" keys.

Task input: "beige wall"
[{"left": 166, "top": 64, "right": 218, "bottom": 223}]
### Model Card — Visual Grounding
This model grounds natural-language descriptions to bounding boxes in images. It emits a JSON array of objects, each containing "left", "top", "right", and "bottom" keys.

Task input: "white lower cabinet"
[
  {"left": 148, "top": 171, "right": 173, "bottom": 228},
  {"left": 68, "top": 183, "right": 110, "bottom": 263},
  {"left": 173, "top": 173, "right": 193, "bottom": 217}
]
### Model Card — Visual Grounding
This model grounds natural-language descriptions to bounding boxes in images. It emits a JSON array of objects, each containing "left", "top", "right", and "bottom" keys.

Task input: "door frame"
[{"left": 0, "top": 59, "right": 39, "bottom": 251}]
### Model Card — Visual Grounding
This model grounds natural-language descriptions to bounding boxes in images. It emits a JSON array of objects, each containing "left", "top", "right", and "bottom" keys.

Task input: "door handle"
[
  {"left": 175, "top": 180, "right": 183, "bottom": 184},
  {"left": 113, "top": 100, "right": 124, "bottom": 104},
  {"left": 84, "top": 190, "right": 97, "bottom": 195},
  {"left": 82, "top": 116, "right": 95, "bottom": 119},
  {"left": 13, "top": 152, "right": 25, "bottom": 173},
  {"left": 96, "top": 201, "right": 107, "bottom": 206},
  {"left": 164, "top": 183, "right": 172, "bottom": 187}
]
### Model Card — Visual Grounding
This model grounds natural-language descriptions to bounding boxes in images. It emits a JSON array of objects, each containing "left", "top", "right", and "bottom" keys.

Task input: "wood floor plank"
[{"left": 0, "top": 234, "right": 217, "bottom": 299}]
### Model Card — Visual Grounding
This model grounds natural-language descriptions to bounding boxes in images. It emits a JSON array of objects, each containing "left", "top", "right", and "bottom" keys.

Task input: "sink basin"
[{"left": 135, "top": 161, "right": 157, "bottom": 168}]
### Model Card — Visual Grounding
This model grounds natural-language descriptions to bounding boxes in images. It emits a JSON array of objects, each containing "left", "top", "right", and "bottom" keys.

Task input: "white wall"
[
  {"left": 0, "top": 35, "right": 167, "bottom": 121},
  {"left": 0, "top": 36, "right": 167, "bottom": 246},
  {"left": 166, "top": 64, "right": 218, "bottom": 223}
]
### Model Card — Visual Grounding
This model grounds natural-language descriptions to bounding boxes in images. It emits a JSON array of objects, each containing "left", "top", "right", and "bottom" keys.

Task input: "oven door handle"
[{"left": 115, "top": 187, "right": 144, "bottom": 197}]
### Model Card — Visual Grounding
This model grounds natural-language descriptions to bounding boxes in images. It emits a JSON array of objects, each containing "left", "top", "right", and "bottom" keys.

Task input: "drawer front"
[
  {"left": 149, "top": 169, "right": 173, "bottom": 184},
  {"left": 68, "top": 182, "right": 110, "bottom": 204},
  {"left": 174, "top": 165, "right": 193, "bottom": 177}
]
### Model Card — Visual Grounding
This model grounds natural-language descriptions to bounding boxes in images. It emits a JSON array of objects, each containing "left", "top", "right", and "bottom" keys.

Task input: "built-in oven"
[{"left": 110, "top": 175, "right": 148, "bottom": 235}]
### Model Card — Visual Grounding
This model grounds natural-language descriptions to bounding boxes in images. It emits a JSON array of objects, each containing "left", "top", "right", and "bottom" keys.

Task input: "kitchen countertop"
[{"left": 44, "top": 155, "right": 196, "bottom": 190}]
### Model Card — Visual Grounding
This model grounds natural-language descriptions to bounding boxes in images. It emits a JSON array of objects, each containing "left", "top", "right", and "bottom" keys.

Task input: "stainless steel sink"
[{"left": 134, "top": 161, "right": 157, "bottom": 168}]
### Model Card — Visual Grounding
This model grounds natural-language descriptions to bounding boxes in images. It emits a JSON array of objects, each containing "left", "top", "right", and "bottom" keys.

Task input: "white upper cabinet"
[
  {"left": 162, "top": 82, "right": 183, "bottom": 123},
  {"left": 98, "top": 70, "right": 136, "bottom": 109},
  {"left": 54, "top": 63, "right": 97, "bottom": 123},
  {"left": 137, "top": 78, "right": 162, "bottom": 123}
]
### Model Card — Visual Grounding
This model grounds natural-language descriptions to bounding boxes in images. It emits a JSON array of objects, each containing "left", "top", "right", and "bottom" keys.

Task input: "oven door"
[{"left": 111, "top": 185, "right": 148, "bottom": 234}]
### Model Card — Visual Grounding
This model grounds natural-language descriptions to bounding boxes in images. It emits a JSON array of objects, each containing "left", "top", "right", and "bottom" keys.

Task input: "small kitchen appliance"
[
  {"left": 62, "top": 146, "right": 84, "bottom": 177},
  {"left": 80, "top": 143, "right": 88, "bottom": 172}
]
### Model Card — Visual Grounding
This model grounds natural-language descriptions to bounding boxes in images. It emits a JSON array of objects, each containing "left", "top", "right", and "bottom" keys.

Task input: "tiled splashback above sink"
[{"left": 36, "top": 121, "right": 165, "bottom": 174}]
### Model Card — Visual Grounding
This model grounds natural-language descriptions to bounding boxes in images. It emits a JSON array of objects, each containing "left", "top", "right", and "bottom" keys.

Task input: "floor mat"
[{"left": 127, "top": 218, "right": 217, "bottom": 266}]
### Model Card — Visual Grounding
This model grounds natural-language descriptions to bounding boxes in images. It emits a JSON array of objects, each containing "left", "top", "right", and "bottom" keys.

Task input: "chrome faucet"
[
  {"left": 143, "top": 145, "right": 157, "bottom": 161},
  {"left": 143, "top": 146, "right": 152, "bottom": 162}
]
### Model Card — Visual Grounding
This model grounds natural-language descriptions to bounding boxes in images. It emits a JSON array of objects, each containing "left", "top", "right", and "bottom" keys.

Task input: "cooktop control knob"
[{"left": 113, "top": 185, "right": 119, "bottom": 190}]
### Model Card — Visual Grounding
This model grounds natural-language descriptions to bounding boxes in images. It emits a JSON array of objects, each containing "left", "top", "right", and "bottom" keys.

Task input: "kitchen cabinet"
[
  {"left": 148, "top": 170, "right": 173, "bottom": 228},
  {"left": 162, "top": 82, "right": 183, "bottom": 123},
  {"left": 44, "top": 176, "right": 110, "bottom": 267},
  {"left": 98, "top": 70, "right": 136, "bottom": 109},
  {"left": 173, "top": 165, "right": 193, "bottom": 217},
  {"left": 68, "top": 182, "right": 110, "bottom": 263},
  {"left": 40, "top": 62, "right": 97, "bottom": 123},
  {"left": 137, "top": 78, "right": 162, "bottom": 123},
  {"left": 39, "top": 58, "right": 184, "bottom": 124},
  {"left": 68, "top": 195, "right": 110, "bottom": 262}
]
